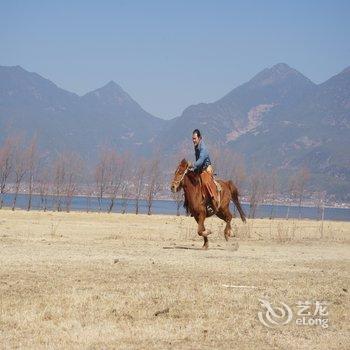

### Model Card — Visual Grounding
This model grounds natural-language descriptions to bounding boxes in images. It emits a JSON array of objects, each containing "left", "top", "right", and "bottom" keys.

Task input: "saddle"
[{"left": 199, "top": 167, "right": 221, "bottom": 214}]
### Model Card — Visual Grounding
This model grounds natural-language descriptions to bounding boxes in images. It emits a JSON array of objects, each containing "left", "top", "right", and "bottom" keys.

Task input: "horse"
[{"left": 170, "top": 159, "right": 246, "bottom": 249}]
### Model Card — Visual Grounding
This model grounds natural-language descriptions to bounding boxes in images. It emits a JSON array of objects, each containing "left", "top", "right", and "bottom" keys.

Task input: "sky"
[{"left": 1, "top": 0, "right": 349, "bottom": 119}]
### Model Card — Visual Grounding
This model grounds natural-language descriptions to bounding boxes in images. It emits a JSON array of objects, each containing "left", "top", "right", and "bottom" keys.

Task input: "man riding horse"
[
  {"left": 170, "top": 133, "right": 246, "bottom": 249},
  {"left": 189, "top": 129, "right": 219, "bottom": 214}
]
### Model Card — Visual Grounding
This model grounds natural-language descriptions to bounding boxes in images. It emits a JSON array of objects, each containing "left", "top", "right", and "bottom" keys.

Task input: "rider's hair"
[{"left": 192, "top": 129, "right": 202, "bottom": 138}]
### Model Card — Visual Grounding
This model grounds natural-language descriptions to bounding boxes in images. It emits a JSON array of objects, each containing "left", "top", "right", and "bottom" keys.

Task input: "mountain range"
[
  {"left": 0, "top": 63, "right": 349, "bottom": 201},
  {"left": 0, "top": 65, "right": 165, "bottom": 158}
]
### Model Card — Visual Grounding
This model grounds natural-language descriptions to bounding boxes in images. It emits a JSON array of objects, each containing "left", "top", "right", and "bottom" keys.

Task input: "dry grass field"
[{"left": 0, "top": 209, "right": 349, "bottom": 349}]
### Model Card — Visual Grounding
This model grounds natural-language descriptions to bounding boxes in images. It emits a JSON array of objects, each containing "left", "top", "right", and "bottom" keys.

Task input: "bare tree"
[
  {"left": 11, "top": 140, "right": 28, "bottom": 210},
  {"left": 80, "top": 166, "right": 94, "bottom": 213},
  {"left": 315, "top": 191, "right": 326, "bottom": 221},
  {"left": 211, "top": 147, "right": 246, "bottom": 216},
  {"left": 85, "top": 186, "right": 94, "bottom": 213},
  {"left": 286, "top": 175, "right": 296, "bottom": 220},
  {"left": 26, "top": 136, "right": 38, "bottom": 211},
  {"left": 94, "top": 150, "right": 112, "bottom": 212},
  {"left": 120, "top": 180, "right": 129, "bottom": 214},
  {"left": 120, "top": 157, "right": 132, "bottom": 214},
  {"left": 0, "top": 137, "right": 15, "bottom": 209},
  {"left": 134, "top": 159, "right": 146, "bottom": 214},
  {"left": 106, "top": 151, "right": 128, "bottom": 213},
  {"left": 52, "top": 153, "right": 66, "bottom": 211},
  {"left": 296, "top": 166, "right": 310, "bottom": 218},
  {"left": 287, "top": 166, "right": 310, "bottom": 219},
  {"left": 211, "top": 147, "right": 246, "bottom": 188},
  {"left": 248, "top": 168, "right": 267, "bottom": 218},
  {"left": 63, "top": 153, "right": 84, "bottom": 212},
  {"left": 171, "top": 190, "right": 183, "bottom": 216},
  {"left": 37, "top": 165, "right": 51, "bottom": 212},
  {"left": 268, "top": 169, "right": 279, "bottom": 219},
  {"left": 119, "top": 154, "right": 131, "bottom": 214},
  {"left": 315, "top": 191, "right": 326, "bottom": 237},
  {"left": 146, "top": 157, "right": 163, "bottom": 215},
  {"left": 230, "top": 158, "right": 246, "bottom": 192}
]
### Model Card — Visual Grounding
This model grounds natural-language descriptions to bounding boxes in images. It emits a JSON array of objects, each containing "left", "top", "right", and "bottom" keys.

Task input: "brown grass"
[{"left": 0, "top": 209, "right": 349, "bottom": 349}]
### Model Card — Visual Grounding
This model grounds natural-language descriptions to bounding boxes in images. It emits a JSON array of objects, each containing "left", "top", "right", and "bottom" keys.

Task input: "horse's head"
[{"left": 171, "top": 158, "right": 189, "bottom": 193}]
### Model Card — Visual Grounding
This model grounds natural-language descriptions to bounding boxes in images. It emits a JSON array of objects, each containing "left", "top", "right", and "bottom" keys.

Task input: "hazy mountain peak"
[
  {"left": 271, "top": 62, "right": 293, "bottom": 71},
  {"left": 340, "top": 66, "right": 350, "bottom": 75},
  {"left": 98, "top": 80, "right": 125, "bottom": 92},
  {"left": 248, "top": 63, "right": 314, "bottom": 88},
  {"left": 319, "top": 64, "right": 350, "bottom": 93},
  {"left": 0, "top": 64, "right": 78, "bottom": 105},
  {"left": 83, "top": 80, "right": 133, "bottom": 104},
  {"left": 104, "top": 80, "right": 122, "bottom": 88}
]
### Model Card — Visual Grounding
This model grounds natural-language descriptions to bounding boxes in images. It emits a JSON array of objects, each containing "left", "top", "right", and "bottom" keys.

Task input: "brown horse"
[{"left": 170, "top": 159, "right": 246, "bottom": 249}]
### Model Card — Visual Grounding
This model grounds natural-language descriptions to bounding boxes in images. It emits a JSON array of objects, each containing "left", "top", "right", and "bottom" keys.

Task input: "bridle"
[{"left": 172, "top": 166, "right": 189, "bottom": 187}]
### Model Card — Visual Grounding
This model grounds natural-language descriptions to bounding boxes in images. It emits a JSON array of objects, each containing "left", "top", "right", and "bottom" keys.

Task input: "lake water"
[{"left": 1, "top": 193, "right": 349, "bottom": 221}]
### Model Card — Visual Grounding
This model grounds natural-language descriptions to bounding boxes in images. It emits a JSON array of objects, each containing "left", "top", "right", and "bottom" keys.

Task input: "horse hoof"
[
  {"left": 224, "top": 229, "right": 232, "bottom": 241},
  {"left": 202, "top": 244, "right": 209, "bottom": 250}
]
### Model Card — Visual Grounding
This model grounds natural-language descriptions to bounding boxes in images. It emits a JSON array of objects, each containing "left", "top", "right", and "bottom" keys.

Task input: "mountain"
[
  {"left": 160, "top": 63, "right": 349, "bottom": 200},
  {"left": 79, "top": 81, "right": 165, "bottom": 156},
  {"left": 161, "top": 63, "right": 317, "bottom": 150},
  {"left": 0, "top": 66, "right": 165, "bottom": 158},
  {"left": 274, "top": 66, "right": 350, "bottom": 198},
  {"left": 0, "top": 63, "right": 349, "bottom": 200}
]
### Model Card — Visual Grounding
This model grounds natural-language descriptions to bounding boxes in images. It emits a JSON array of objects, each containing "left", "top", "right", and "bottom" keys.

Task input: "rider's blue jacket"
[{"left": 193, "top": 140, "right": 212, "bottom": 172}]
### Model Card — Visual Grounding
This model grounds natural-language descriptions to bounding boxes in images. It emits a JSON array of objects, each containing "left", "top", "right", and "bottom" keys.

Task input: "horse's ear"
[{"left": 180, "top": 158, "right": 187, "bottom": 166}]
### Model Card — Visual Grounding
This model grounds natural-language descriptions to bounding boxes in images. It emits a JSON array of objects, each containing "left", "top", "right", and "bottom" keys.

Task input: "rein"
[{"left": 173, "top": 167, "right": 189, "bottom": 187}]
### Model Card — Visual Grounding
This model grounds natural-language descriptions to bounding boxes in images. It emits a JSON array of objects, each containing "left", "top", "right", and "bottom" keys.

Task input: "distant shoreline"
[
  {"left": 1, "top": 192, "right": 349, "bottom": 221},
  {"left": 2, "top": 190, "right": 350, "bottom": 210}
]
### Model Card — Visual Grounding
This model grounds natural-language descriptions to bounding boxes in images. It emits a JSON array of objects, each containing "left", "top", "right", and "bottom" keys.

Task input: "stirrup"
[
  {"left": 205, "top": 198, "right": 215, "bottom": 215},
  {"left": 206, "top": 204, "right": 214, "bottom": 215}
]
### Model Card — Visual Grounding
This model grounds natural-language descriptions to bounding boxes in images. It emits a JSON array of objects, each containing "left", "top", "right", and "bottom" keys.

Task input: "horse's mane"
[
  {"left": 182, "top": 170, "right": 200, "bottom": 215},
  {"left": 187, "top": 170, "right": 200, "bottom": 185}
]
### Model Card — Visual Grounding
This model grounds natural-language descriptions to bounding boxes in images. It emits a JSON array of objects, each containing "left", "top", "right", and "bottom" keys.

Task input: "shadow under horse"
[{"left": 171, "top": 159, "right": 246, "bottom": 249}]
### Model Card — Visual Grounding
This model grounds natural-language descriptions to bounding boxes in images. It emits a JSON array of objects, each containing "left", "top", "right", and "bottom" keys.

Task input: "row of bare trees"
[
  {"left": 93, "top": 149, "right": 163, "bottom": 215},
  {"left": 211, "top": 147, "right": 312, "bottom": 219},
  {"left": 0, "top": 135, "right": 38, "bottom": 210},
  {"left": 0, "top": 136, "right": 315, "bottom": 217},
  {"left": 0, "top": 135, "right": 86, "bottom": 212},
  {"left": 0, "top": 136, "right": 164, "bottom": 214}
]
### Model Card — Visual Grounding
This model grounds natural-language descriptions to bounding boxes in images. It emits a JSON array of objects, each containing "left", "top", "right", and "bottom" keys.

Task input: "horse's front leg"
[{"left": 196, "top": 212, "right": 211, "bottom": 249}]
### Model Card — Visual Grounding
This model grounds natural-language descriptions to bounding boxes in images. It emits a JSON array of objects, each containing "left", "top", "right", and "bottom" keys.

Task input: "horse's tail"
[{"left": 228, "top": 180, "right": 246, "bottom": 223}]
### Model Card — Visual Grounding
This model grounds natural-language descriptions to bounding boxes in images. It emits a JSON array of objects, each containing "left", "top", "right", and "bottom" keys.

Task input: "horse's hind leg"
[
  {"left": 202, "top": 236, "right": 208, "bottom": 250},
  {"left": 216, "top": 209, "right": 233, "bottom": 241}
]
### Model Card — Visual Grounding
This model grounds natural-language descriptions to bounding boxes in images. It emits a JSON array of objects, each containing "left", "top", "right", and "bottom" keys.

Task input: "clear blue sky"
[{"left": 1, "top": 0, "right": 349, "bottom": 119}]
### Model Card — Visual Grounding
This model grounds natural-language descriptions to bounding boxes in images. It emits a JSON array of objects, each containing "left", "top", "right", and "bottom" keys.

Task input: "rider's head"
[{"left": 192, "top": 129, "right": 202, "bottom": 146}]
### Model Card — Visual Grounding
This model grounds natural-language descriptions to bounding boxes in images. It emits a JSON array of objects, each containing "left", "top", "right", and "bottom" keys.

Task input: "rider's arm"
[{"left": 193, "top": 145, "right": 209, "bottom": 171}]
